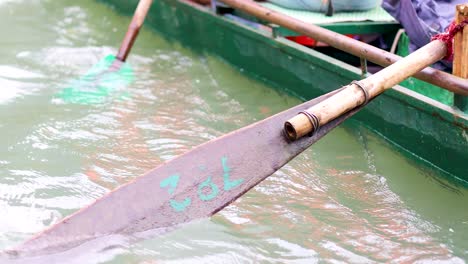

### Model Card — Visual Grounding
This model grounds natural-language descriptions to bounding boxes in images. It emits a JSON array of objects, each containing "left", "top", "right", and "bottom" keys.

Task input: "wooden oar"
[
  {"left": 55, "top": 0, "right": 153, "bottom": 104},
  {"left": 8, "top": 37, "right": 449, "bottom": 257},
  {"left": 9, "top": 88, "right": 350, "bottom": 257}
]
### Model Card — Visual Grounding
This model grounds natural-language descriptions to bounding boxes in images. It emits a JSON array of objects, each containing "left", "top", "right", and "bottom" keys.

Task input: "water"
[{"left": 0, "top": 0, "right": 467, "bottom": 263}]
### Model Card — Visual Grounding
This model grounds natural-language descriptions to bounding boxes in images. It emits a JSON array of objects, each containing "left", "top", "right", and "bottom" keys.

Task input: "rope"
[
  {"left": 390, "top": 29, "right": 406, "bottom": 54},
  {"left": 431, "top": 20, "right": 468, "bottom": 60}
]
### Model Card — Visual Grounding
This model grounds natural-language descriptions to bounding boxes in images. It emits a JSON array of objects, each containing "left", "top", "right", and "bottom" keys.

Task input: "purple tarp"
[{"left": 382, "top": 0, "right": 465, "bottom": 70}]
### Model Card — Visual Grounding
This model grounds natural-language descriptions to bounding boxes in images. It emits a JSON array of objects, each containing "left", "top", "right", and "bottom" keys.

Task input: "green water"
[{"left": 0, "top": 0, "right": 467, "bottom": 263}]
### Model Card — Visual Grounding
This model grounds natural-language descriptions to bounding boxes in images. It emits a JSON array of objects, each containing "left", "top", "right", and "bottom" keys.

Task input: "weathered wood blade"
[{"left": 13, "top": 87, "right": 367, "bottom": 255}]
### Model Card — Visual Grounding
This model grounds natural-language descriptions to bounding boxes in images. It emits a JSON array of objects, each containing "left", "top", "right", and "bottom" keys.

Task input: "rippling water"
[{"left": 1, "top": 0, "right": 467, "bottom": 263}]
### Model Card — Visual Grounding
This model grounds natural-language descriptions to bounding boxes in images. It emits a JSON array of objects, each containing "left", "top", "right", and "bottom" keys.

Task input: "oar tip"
[
  {"left": 284, "top": 111, "right": 319, "bottom": 141},
  {"left": 284, "top": 121, "right": 298, "bottom": 141}
]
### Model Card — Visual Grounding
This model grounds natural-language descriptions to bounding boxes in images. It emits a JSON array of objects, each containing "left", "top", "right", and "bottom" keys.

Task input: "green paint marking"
[
  {"left": 197, "top": 176, "right": 219, "bottom": 201},
  {"left": 161, "top": 174, "right": 192, "bottom": 212},
  {"left": 221, "top": 157, "right": 244, "bottom": 191},
  {"left": 161, "top": 157, "right": 243, "bottom": 212},
  {"left": 160, "top": 174, "right": 180, "bottom": 195},
  {"left": 169, "top": 198, "right": 191, "bottom": 212}
]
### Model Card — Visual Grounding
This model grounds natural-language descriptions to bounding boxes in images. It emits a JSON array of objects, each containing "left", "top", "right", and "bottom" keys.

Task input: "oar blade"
[
  {"left": 54, "top": 55, "right": 134, "bottom": 105},
  {"left": 15, "top": 88, "right": 365, "bottom": 255}
]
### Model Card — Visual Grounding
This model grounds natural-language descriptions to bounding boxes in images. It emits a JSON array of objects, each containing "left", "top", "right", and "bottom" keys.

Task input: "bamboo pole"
[
  {"left": 453, "top": 4, "right": 468, "bottom": 112},
  {"left": 217, "top": 0, "right": 468, "bottom": 96},
  {"left": 285, "top": 40, "right": 447, "bottom": 140},
  {"left": 116, "top": 0, "right": 153, "bottom": 62}
]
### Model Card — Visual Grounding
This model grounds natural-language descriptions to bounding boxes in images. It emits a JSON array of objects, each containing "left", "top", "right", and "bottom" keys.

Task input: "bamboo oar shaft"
[
  {"left": 116, "top": 0, "right": 153, "bottom": 62},
  {"left": 218, "top": 0, "right": 468, "bottom": 96},
  {"left": 285, "top": 40, "right": 447, "bottom": 140}
]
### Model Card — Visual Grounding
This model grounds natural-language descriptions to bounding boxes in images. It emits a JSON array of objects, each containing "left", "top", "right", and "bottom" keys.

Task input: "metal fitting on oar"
[
  {"left": 351, "top": 80, "right": 370, "bottom": 105},
  {"left": 285, "top": 81, "right": 369, "bottom": 142},
  {"left": 284, "top": 110, "right": 320, "bottom": 141}
]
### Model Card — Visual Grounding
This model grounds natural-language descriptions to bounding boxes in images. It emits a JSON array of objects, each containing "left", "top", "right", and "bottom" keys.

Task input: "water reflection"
[{"left": 0, "top": 0, "right": 467, "bottom": 263}]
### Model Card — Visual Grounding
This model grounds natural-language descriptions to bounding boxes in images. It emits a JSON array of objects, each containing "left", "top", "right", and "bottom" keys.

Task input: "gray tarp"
[{"left": 382, "top": 0, "right": 465, "bottom": 48}]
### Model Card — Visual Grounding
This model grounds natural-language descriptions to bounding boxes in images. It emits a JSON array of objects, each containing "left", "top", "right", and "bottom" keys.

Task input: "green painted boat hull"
[{"left": 100, "top": 0, "right": 468, "bottom": 184}]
